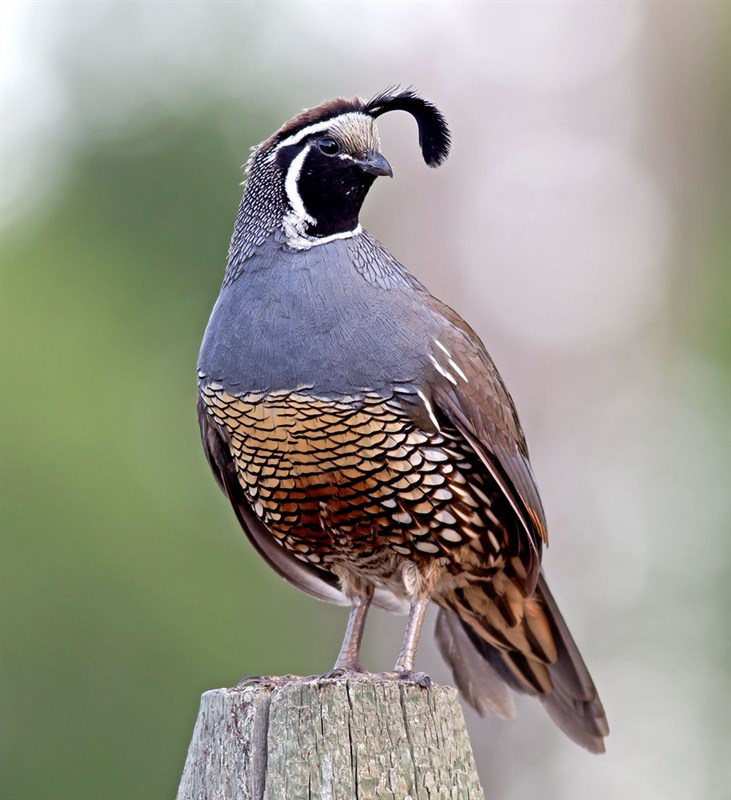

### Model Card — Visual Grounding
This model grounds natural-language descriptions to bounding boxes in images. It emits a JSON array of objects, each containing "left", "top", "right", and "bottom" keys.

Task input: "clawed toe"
[
  {"left": 395, "top": 669, "right": 432, "bottom": 689},
  {"left": 237, "top": 674, "right": 269, "bottom": 688},
  {"left": 321, "top": 666, "right": 366, "bottom": 680},
  {"left": 370, "top": 669, "right": 432, "bottom": 689}
]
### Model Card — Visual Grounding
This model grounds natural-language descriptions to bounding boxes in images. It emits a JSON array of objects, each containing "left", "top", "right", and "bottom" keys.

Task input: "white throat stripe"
[{"left": 285, "top": 224, "right": 363, "bottom": 251}]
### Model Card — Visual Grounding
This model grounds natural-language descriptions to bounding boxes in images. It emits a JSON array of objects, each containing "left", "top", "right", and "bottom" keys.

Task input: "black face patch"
[{"left": 282, "top": 145, "right": 375, "bottom": 238}]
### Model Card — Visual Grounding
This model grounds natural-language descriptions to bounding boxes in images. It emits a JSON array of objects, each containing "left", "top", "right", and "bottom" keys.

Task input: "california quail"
[{"left": 197, "top": 87, "right": 609, "bottom": 753}]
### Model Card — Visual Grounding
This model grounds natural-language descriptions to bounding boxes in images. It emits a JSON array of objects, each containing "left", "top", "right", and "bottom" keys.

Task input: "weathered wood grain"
[{"left": 177, "top": 677, "right": 485, "bottom": 800}]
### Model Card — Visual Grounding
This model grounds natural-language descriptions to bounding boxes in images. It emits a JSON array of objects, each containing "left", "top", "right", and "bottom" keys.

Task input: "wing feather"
[{"left": 416, "top": 301, "right": 549, "bottom": 591}]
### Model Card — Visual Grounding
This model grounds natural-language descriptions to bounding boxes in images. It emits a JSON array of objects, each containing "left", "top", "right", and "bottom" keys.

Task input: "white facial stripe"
[
  {"left": 273, "top": 120, "right": 334, "bottom": 154},
  {"left": 284, "top": 144, "right": 316, "bottom": 226},
  {"left": 268, "top": 112, "right": 371, "bottom": 157}
]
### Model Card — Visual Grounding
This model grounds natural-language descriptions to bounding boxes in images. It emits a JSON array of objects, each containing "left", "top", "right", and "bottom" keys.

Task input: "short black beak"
[{"left": 356, "top": 152, "right": 393, "bottom": 178}]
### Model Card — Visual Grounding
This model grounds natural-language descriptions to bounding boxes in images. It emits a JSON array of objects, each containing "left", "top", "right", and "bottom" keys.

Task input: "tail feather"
[
  {"left": 437, "top": 572, "right": 608, "bottom": 753},
  {"left": 435, "top": 606, "right": 515, "bottom": 720},
  {"left": 536, "top": 575, "right": 609, "bottom": 752}
]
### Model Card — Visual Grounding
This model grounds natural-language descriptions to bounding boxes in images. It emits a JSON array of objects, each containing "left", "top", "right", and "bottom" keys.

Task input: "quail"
[{"left": 197, "top": 87, "right": 609, "bottom": 753}]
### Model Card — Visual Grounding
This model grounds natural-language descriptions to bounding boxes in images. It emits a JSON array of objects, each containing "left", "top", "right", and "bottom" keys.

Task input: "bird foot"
[
  {"left": 236, "top": 669, "right": 431, "bottom": 690},
  {"left": 320, "top": 665, "right": 367, "bottom": 681},
  {"left": 372, "top": 669, "right": 433, "bottom": 689},
  {"left": 236, "top": 673, "right": 316, "bottom": 689}
]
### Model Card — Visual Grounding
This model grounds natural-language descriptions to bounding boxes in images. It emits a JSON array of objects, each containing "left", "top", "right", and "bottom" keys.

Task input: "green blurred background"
[{"left": 2, "top": 3, "right": 729, "bottom": 799}]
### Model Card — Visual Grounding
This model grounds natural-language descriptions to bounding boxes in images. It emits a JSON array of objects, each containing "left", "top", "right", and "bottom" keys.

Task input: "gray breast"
[{"left": 198, "top": 232, "right": 440, "bottom": 397}]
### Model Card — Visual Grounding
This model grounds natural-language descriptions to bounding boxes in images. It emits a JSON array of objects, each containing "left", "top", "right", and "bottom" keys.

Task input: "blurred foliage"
[{"left": 1, "top": 109, "right": 348, "bottom": 799}]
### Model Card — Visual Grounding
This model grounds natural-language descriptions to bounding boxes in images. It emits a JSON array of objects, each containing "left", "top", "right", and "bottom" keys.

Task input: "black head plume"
[{"left": 365, "top": 86, "right": 451, "bottom": 168}]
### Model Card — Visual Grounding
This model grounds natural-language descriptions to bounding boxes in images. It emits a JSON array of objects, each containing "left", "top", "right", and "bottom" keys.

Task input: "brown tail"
[{"left": 436, "top": 572, "right": 609, "bottom": 753}]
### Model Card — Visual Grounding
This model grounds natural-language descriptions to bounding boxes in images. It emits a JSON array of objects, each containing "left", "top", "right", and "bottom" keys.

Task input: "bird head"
[{"left": 246, "top": 87, "right": 451, "bottom": 246}]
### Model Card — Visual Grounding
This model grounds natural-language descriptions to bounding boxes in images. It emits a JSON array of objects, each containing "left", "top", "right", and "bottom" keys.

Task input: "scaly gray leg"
[
  {"left": 327, "top": 588, "right": 374, "bottom": 674},
  {"left": 394, "top": 596, "right": 430, "bottom": 679}
]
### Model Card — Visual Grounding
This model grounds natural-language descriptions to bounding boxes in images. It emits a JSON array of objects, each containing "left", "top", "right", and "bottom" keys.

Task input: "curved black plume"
[{"left": 365, "top": 86, "right": 451, "bottom": 168}]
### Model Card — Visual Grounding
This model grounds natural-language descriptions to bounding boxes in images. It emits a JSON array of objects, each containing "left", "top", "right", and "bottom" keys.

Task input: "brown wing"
[
  {"left": 418, "top": 304, "right": 607, "bottom": 751},
  {"left": 414, "top": 300, "right": 548, "bottom": 592}
]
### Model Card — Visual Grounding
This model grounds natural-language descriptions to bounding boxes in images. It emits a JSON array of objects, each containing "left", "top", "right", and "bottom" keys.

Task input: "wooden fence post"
[{"left": 177, "top": 677, "right": 485, "bottom": 800}]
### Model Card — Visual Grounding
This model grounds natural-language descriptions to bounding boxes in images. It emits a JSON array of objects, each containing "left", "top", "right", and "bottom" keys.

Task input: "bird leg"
[
  {"left": 327, "top": 587, "right": 374, "bottom": 675},
  {"left": 393, "top": 596, "right": 431, "bottom": 685}
]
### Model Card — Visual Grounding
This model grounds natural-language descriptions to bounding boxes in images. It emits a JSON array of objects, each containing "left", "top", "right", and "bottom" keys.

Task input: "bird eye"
[{"left": 318, "top": 138, "right": 340, "bottom": 155}]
